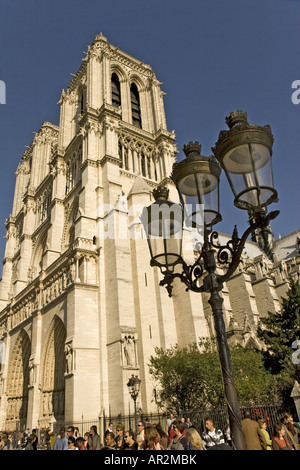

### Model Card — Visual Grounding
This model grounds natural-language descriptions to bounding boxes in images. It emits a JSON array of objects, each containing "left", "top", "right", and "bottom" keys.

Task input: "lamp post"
[
  {"left": 141, "top": 111, "right": 279, "bottom": 450},
  {"left": 127, "top": 374, "right": 141, "bottom": 432}
]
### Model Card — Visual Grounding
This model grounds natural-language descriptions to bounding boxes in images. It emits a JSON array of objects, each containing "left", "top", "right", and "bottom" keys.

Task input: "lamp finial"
[
  {"left": 183, "top": 141, "right": 202, "bottom": 158},
  {"left": 153, "top": 186, "right": 169, "bottom": 201},
  {"left": 225, "top": 110, "right": 248, "bottom": 129}
]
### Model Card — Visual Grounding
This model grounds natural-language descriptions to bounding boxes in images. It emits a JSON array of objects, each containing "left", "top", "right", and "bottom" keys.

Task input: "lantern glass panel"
[
  {"left": 177, "top": 173, "right": 220, "bottom": 227},
  {"left": 223, "top": 143, "right": 274, "bottom": 209},
  {"left": 141, "top": 201, "right": 184, "bottom": 271}
]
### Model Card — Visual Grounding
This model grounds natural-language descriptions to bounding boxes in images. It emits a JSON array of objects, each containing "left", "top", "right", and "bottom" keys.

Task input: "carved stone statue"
[
  {"left": 65, "top": 342, "right": 73, "bottom": 374},
  {"left": 29, "top": 358, "right": 35, "bottom": 386},
  {"left": 123, "top": 335, "right": 136, "bottom": 367},
  {"left": 0, "top": 339, "right": 5, "bottom": 366}
]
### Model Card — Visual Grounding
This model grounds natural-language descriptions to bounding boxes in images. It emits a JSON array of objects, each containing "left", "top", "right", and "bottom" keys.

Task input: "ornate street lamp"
[
  {"left": 141, "top": 111, "right": 279, "bottom": 450},
  {"left": 127, "top": 375, "right": 141, "bottom": 431}
]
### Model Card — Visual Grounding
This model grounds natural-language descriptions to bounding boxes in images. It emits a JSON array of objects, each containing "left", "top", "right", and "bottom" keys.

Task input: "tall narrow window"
[
  {"left": 141, "top": 153, "right": 146, "bottom": 177},
  {"left": 147, "top": 156, "right": 151, "bottom": 179},
  {"left": 80, "top": 93, "right": 84, "bottom": 114},
  {"left": 130, "top": 83, "right": 142, "bottom": 128},
  {"left": 118, "top": 141, "right": 123, "bottom": 168},
  {"left": 79, "top": 88, "right": 86, "bottom": 114},
  {"left": 124, "top": 147, "right": 129, "bottom": 170},
  {"left": 111, "top": 73, "right": 121, "bottom": 108}
]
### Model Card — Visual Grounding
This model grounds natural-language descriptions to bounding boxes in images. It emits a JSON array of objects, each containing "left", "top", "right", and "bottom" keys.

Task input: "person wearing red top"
[
  {"left": 272, "top": 423, "right": 293, "bottom": 450},
  {"left": 167, "top": 420, "right": 188, "bottom": 450},
  {"left": 168, "top": 420, "right": 186, "bottom": 442}
]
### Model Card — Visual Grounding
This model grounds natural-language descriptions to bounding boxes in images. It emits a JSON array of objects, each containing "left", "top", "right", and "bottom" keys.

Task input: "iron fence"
[
  {"left": 101, "top": 410, "right": 167, "bottom": 438},
  {"left": 101, "top": 403, "right": 294, "bottom": 440},
  {"left": 52, "top": 417, "right": 101, "bottom": 438},
  {"left": 187, "top": 404, "right": 286, "bottom": 437}
]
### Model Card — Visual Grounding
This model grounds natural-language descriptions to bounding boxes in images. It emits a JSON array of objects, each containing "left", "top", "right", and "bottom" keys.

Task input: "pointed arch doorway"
[
  {"left": 39, "top": 316, "right": 66, "bottom": 429},
  {"left": 5, "top": 329, "right": 31, "bottom": 431}
]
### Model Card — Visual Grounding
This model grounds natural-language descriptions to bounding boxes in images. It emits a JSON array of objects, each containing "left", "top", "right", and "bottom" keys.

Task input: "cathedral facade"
[{"left": 0, "top": 34, "right": 299, "bottom": 432}]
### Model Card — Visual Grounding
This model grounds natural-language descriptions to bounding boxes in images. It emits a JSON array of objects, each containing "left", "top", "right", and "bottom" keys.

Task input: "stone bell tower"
[
  {"left": 0, "top": 33, "right": 212, "bottom": 429},
  {"left": 71, "top": 32, "right": 182, "bottom": 415}
]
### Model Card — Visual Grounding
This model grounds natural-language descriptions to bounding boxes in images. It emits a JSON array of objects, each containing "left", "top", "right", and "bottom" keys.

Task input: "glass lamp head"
[
  {"left": 171, "top": 142, "right": 222, "bottom": 229},
  {"left": 212, "top": 110, "right": 278, "bottom": 214},
  {"left": 140, "top": 187, "right": 184, "bottom": 273}
]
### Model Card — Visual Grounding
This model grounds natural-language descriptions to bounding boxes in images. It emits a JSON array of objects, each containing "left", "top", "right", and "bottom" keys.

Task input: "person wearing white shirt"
[{"left": 202, "top": 418, "right": 225, "bottom": 449}]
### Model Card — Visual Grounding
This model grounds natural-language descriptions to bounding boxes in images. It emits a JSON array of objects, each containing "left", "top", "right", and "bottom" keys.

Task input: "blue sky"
[{"left": 0, "top": 0, "right": 299, "bottom": 275}]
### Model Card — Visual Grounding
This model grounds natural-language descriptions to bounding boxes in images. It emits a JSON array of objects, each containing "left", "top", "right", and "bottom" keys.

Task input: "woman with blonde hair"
[
  {"left": 186, "top": 427, "right": 204, "bottom": 450},
  {"left": 258, "top": 419, "right": 272, "bottom": 450}
]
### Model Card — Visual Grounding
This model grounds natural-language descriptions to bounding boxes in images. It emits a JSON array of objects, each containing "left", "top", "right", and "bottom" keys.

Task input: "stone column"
[
  {"left": 0, "top": 328, "right": 10, "bottom": 429},
  {"left": 26, "top": 311, "right": 43, "bottom": 430}
]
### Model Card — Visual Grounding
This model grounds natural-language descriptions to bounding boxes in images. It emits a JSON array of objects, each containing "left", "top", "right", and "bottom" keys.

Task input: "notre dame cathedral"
[{"left": 0, "top": 33, "right": 299, "bottom": 432}]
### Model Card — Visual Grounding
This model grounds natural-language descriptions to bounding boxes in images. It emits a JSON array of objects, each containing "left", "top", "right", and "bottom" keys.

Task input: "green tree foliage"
[
  {"left": 148, "top": 339, "right": 279, "bottom": 415},
  {"left": 230, "top": 344, "right": 279, "bottom": 405},
  {"left": 257, "top": 279, "right": 300, "bottom": 386}
]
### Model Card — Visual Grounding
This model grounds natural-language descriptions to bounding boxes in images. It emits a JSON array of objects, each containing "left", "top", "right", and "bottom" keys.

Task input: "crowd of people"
[
  {"left": 0, "top": 428, "right": 39, "bottom": 450},
  {"left": 0, "top": 411, "right": 299, "bottom": 451}
]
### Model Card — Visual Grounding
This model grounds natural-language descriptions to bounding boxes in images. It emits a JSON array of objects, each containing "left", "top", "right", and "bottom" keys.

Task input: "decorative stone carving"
[
  {"left": 0, "top": 374, "right": 4, "bottom": 394},
  {"left": 124, "top": 336, "right": 135, "bottom": 366},
  {"left": 33, "top": 125, "right": 58, "bottom": 147},
  {"left": 64, "top": 341, "right": 75, "bottom": 375},
  {"left": 253, "top": 254, "right": 270, "bottom": 281},
  {"left": 28, "top": 357, "right": 36, "bottom": 387},
  {"left": 0, "top": 339, "right": 5, "bottom": 371},
  {"left": 272, "top": 260, "right": 288, "bottom": 285},
  {"left": 42, "top": 392, "right": 53, "bottom": 416},
  {"left": 0, "top": 320, "right": 7, "bottom": 340},
  {"left": 122, "top": 333, "right": 138, "bottom": 368}
]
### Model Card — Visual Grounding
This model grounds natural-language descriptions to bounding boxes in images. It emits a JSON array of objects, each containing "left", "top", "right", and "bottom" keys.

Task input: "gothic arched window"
[
  {"left": 130, "top": 83, "right": 142, "bottom": 128},
  {"left": 118, "top": 141, "right": 123, "bottom": 168},
  {"left": 111, "top": 73, "right": 121, "bottom": 108},
  {"left": 79, "top": 88, "right": 86, "bottom": 114},
  {"left": 124, "top": 147, "right": 129, "bottom": 170},
  {"left": 147, "top": 156, "right": 151, "bottom": 179},
  {"left": 141, "top": 153, "right": 146, "bottom": 177}
]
